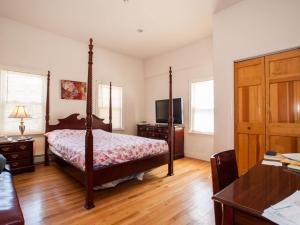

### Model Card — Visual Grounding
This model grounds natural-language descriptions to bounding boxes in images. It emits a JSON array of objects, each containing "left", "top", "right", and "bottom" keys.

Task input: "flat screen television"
[{"left": 155, "top": 98, "right": 183, "bottom": 124}]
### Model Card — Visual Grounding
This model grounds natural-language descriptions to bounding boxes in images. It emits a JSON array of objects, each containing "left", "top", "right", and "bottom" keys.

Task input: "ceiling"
[{"left": 0, "top": 0, "right": 241, "bottom": 59}]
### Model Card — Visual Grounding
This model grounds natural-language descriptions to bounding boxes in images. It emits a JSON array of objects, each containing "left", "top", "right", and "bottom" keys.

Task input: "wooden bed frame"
[{"left": 44, "top": 38, "right": 174, "bottom": 209}]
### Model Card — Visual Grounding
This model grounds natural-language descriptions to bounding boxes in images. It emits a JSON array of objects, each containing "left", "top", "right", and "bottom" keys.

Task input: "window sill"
[{"left": 188, "top": 131, "right": 214, "bottom": 136}]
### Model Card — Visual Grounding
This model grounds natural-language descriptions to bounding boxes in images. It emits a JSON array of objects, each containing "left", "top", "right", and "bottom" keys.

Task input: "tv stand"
[{"left": 137, "top": 124, "right": 184, "bottom": 159}]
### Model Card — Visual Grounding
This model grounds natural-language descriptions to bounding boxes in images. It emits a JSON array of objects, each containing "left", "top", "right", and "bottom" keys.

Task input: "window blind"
[
  {"left": 190, "top": 80, "right": 214, "bottom": 134},
  {"left": 0, "top": 70, "right": 46, "bottom": 135},
  {"left": 98, "top": 84, "right": 123, "bottom": 130}
]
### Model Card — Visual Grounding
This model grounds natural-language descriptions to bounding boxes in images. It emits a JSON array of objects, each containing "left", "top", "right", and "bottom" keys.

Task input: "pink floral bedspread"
[{"left": 45, "top": 129, "right": 168, "bottom": 170}]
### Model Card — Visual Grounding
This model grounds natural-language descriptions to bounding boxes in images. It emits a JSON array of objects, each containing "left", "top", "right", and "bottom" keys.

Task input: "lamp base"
[{"left": 19, "top": 120, "right": 25, "bottom": 137}]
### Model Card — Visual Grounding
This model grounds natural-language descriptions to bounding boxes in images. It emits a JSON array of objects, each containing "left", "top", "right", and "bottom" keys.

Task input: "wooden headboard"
[{"left": 46, "top": 113, "right": 112, "bottom": 132}]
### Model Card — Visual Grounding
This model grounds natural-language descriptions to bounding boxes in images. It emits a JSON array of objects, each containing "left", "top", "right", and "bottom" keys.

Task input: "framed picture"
[{"left": 61, "top": 80, "right": 87, "bottom": 100}]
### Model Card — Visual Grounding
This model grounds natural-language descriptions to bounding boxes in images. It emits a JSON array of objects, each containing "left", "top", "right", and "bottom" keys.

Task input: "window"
[
  {"left": 0, "top": 70, "right": 47, "bottom": 135},
  {"left": 190, "top": 79, "right": 214, "bottom": 134},
  {"left": 98, "top": 84, "right": 123, "bottom": 130}
]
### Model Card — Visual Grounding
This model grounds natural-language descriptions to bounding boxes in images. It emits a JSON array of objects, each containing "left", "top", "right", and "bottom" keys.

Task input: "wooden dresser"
[
  {"left": 0, "top": 139, "right": 35, "bottom": 174},
  {"left": 137, "top": 124, "right": 184, "bottom": 159}
]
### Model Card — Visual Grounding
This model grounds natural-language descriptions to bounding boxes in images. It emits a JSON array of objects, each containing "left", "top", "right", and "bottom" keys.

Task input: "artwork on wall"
[{"left": 61, "top": 80, "right": 87, "bottom": 100}]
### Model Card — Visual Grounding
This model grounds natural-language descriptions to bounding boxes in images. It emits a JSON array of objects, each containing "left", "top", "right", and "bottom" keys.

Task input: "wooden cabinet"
[
  {"left": 234, "top": 48, "right": 300, "bottom": 174},
  {"left": 137, "top": 124, "right": 184, "bottom": 159},
  {"left": 0, "top": 140, "right": 35, "bottom": 174}
]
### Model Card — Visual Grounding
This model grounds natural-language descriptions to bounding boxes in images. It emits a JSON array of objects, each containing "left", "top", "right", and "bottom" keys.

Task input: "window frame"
[
  {"left": 0, "top": 65, "right": 47, "bottom": 136},
  {"left": 96, "top": 81, "right": 124, "bottom": 131},
  {"left": 188, "top": 77, "right": 214, "bottom": 136}
]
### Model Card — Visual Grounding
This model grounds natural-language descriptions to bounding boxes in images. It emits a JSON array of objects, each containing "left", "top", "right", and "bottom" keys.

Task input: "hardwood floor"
[{"left": 13, "top": 158, "right": 214, "bottom": 225}]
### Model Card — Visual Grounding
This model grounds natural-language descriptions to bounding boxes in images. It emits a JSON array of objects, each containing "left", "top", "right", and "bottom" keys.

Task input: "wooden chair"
[{"left": 210, "top": 150, "right": 238, "bottom": 225}]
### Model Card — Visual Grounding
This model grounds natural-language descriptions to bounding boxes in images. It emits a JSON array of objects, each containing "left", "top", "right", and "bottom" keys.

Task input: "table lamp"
[{"left": 9, "top": 106, "right": 31, "bottom": 138}]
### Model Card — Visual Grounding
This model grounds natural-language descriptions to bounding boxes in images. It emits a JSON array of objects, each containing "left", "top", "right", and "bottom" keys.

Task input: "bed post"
[
  {"left": 168, "top": 67, "right": 174, "bottom": 176},
  {"left": 109, "top": 82, "right": 112, "bottom": 132},
  {"left": 85, "top": 38, "right": 95, "bottom": 209},
  {"left": 44, "top": 71, "right": 50, "bottom": 166}
]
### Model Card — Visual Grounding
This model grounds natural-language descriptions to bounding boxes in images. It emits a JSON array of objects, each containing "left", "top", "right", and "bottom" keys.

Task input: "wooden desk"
[{"left": 212, "top": 164, "right": 300, "bottom": 225}]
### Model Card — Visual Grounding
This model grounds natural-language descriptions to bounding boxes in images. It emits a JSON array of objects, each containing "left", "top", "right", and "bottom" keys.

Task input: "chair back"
[
  {"left": 211, "top": 149, "right": 238, "bottom": 194},
  {"left": 211, "top": 150, "right": 238, "bottom": 225}
]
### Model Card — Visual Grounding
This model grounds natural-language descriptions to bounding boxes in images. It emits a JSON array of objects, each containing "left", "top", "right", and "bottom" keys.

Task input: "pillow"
[{"left": 0, "top": 154, "right": 9, "bottom": 174}]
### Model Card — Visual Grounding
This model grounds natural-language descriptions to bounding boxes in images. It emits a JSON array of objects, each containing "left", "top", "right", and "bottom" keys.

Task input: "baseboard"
[
  {"left": 184, "top": 151, "right": 211, "bottom": 162},
  {"left": 34, "top": 155, "right": 45, "bottom": 164}
]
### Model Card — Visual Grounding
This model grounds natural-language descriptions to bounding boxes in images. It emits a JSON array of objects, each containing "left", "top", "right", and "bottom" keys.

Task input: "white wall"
[
  {"left": 213, "top": 0, "right": 300, "bottom": 152},
  {"left": 3, "top": 0, "right": 299, "bottom": 160},
  {"left": 0, "top": 17, "right": 145, "bottom": 156},
  {"left": 144, "top": 37, "right": 214, "bottom": 161}
]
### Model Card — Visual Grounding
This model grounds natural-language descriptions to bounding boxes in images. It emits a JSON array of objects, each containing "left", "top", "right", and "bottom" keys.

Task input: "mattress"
[{"left": 45, "top": 129, "right": 168, "bottom": 171}]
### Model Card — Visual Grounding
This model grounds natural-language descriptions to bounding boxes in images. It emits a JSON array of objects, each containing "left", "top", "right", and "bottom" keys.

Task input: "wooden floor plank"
[{"left": 13, "top": 158, "right": 214, "bottom": 225}]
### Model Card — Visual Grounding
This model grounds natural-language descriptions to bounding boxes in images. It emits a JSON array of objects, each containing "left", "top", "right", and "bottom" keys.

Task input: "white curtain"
[
  {"left": 0, "top": 70, "right": 46, "bottom": 135},
  {"left": 98, "top": 84, "right": 123, "bottom": 130},
  {"left": 190, "top": 80, "right": 214, "bottom": 133}
]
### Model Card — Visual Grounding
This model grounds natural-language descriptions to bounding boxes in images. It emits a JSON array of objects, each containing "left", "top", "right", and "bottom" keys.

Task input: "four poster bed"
[{"left": 44, "top": 39, "right": 174, "bottom": 209}]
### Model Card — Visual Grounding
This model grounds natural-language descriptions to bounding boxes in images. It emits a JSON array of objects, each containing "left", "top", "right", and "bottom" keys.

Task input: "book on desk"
[{"left": 262, "top": 152, "right": 300, "bottom": 172}]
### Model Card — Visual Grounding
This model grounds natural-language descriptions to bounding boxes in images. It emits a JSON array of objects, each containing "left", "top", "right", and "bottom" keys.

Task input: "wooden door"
[
  {"left": 266, "top": 49, "right": 300, "bottom": 153},
  {"left": 235, "top": 57, "right": 266, "bottom": 175}
]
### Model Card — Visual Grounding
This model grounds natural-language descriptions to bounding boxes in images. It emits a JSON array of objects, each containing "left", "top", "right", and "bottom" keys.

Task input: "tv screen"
[{"left": 155, "top": 98, "right": 183, "bottom": 124}]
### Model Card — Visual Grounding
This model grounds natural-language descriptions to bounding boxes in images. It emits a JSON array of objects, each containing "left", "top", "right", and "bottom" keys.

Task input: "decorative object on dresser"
[
  {"left": 234, "top": 47, "right": 300, "bottom": 175},
  {"left": 9, "top": 105, "right": 31, "bottom": 139},
  {"left": 137, "top": 124, "right": 184, "bottom": 159},
  {"left": 0, "top": 139, "right": 34, "bottom": 174}
]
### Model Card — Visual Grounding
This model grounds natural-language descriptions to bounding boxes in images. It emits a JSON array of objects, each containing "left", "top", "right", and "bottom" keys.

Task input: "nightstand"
[{"left": 0, "top": 139, "right": 35, "bottom": 174}]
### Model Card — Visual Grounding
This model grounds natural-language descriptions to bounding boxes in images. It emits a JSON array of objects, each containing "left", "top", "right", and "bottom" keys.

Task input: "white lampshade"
[{"left": 9, "top": 105, "right": 31, "bottom": 118}]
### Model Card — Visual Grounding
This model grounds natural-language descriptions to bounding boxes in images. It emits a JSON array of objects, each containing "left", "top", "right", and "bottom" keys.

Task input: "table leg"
[{"left": 222, "top": 204, "right": 234, "bottom": 225}]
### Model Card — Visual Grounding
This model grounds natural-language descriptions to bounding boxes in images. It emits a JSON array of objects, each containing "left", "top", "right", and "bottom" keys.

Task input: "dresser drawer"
[
  {"left": 9, "top": 160, "right": 31, "bottom": 169},
  {"left": 145, "top": 127, "right": 154, "bottom": 131},
  {"left": 156, "top": 127, "right": 168, "bottom": 133},
  {"left": 16, "top": 142, "right": 32, "bottom": 151},
  {"left": 0, "top": 144, "right": 14, "bottom": 153},
  {"left": 4, "top": 151, "right": 31, "bottom": 161},
  {"left": 138, "top": 126, "right": 146, "bottom": 131},
  {"left": 139, "top": 131, "right": 148, "bottom": 137}
]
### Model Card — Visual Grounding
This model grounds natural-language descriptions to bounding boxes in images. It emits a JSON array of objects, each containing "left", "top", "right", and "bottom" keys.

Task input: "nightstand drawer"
[
  {"left": 5, "top": 151, "right": 31, "bottom": 161},
  {"left": 0, "top": 145, "right": 14, "bottom": 153},
  {"left": 16, "top": 142, "right": 32, "bottom": 151},
  {"left": 9, "top": 160, "right": 31, "bottom": 169}
]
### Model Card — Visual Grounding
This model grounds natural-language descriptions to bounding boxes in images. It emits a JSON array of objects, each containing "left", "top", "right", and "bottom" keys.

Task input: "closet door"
[
  {"left": 235, "top": 57, "right": 266, "bottom": 175},
  {"left": 266, "top": 49, "right": 300, "bottom": 153}
]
